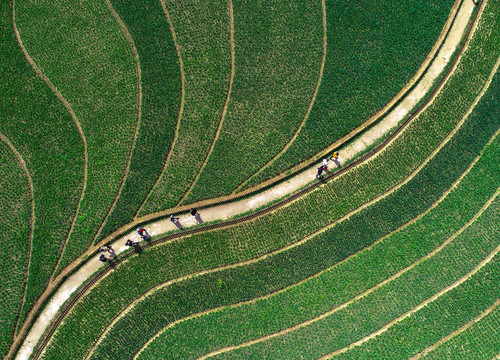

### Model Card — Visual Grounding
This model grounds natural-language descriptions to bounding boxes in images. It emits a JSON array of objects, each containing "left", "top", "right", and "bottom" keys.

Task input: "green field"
[{"left": 1, "top": 0, "right": 499, "bottom": 358}]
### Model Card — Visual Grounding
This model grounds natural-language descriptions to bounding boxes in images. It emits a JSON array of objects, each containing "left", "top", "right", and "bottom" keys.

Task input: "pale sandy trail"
[{"left": 14, "top": 1, "right": 477, "bottom": 359}]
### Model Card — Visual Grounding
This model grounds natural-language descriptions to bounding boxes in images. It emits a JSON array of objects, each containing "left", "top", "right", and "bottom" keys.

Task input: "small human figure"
[
  {"left": 331, "top": 151, "right": 339, "bottom": 160},
  {"left": 322, "top": 158, "right": 328, "bottom": 168},
  {"left": 170, "top": 215, "right": 179, "bottom": 223},
  {"left": 100, "top": 245, "right": 111, "bottom": 252},
  {"left": 137, "top": 227, "right": 146, "bottom": 239},
  {"left": 316, "top": 166, "right": 324, "bottom": 179},
  {"left": 190, "top": 208, "right": 197, "bottom": 217},
  {"left": 125, "top": 239, "right": 139, "bottom": 247},
  {"left": 99, "top": 254, "right": 109, "bottom": 262}
]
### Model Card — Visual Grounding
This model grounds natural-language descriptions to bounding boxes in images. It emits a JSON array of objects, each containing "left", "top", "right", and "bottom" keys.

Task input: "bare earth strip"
[
  {"left": 409, "top": 299, "right": 500, "bottom": 360},
  {"left": 0, "top": 132, "right": 34, "bottom": 336},
  {"left": 91, "top": 0, "right": 143, "bottom": 242},
  {"left": 12, "top": 1, "right": 478, "bottom": 359},
  {"left": 177, "top": 0, "right": 236, "bottom": 205},
  {"left": 134, "top": 0, "right": 186, "bottom": 217},
  {"left": 11, "top": 0, "right": 89, "bottom": 283},
  {"left": 130, "top": 145, "right": 497, "bottom": 359}
]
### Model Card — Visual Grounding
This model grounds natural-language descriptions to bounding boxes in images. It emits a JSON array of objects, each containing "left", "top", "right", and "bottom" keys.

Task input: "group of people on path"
[
  {"left": 316, "top": 152, "right": 339, "bottom": 179},
  {"left": 98, "top": 208, "right": 202, "bottom": 262},
  {"left": 99, "top": 151, "right": 338, "bottom": 263}
]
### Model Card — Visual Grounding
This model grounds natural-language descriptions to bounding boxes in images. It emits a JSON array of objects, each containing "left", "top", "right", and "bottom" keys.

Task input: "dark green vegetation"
[
  {"left": 0, "top": 0, "right": 85, "bottom": 344},
  {"left": 96, "top": 0, "right": 182, "bottom": 241},
  {"left": 180, "top": 0, "right": 324, "bottom": 204},
  {"left": 138, "top": 0, "right": 232, "bottom": 215},
  {"left": 0, "top": 140, "right": 31, "bottom": 357},
  {"left": 15, "top": 0, "right": 139, "bottom": 273},
  {"left": 189, "top": 0, "right": 457, "bottom": 198},
  {"left": 41, "top": 6, "right": 500, "bottom": 355},
  {"left": 420, "top": 305, "right": 500, "bottom": 360}
]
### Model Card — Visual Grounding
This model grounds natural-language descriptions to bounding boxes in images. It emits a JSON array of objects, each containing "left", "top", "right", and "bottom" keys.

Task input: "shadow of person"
[
  {"left": 108, "top": 248, "right": 117, "bottom": 258},
  {"left": 332, "top": 159, "right": 341, "bottom": 168},
  {"left": 142, "top": 231, "right": 152, "bottom": 241},
  {"left": 194, "top": 213, "right": 204, "bottom": 224},
  {"left": 174, "top": 221, "right": 183, "bottom": 230},
  {"left": 134, "top": 246, "right": 143, "bottom": 254}
]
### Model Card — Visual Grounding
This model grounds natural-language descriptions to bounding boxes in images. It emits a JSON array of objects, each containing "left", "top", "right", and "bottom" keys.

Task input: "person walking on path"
[
  {"left": 190, "top": 208, "right": 197, "bottom": 217},
  {"left": 100, "top": 245, "right": 112, "bottom": 252},
  {"left": 322, "top": 158, "right": 328, "bottom": 168},
  {"left": 170, "top": 215, "right": 179, "bottom": 223},
  {"left": 125, "top": 239, "right": 139, "bottom": 247},
  {"left": 99, "top": 254, "right": 110, "bottom": 262},
  {"left": 316, "top": 166, "right": 324, "bottom": 179}
]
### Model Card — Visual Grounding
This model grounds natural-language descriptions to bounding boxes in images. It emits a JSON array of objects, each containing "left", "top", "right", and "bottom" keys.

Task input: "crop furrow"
[{"left": 0, "top": 135, "right": 33, "bottom": 357}]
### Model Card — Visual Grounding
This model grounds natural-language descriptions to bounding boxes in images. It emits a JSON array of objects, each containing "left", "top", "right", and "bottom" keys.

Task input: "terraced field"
[{"left": 1, "top": 0, "right": 498, "bottom": 359}]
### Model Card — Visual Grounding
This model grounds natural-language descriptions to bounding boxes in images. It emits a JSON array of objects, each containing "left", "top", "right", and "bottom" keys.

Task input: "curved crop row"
[
  {"left": 207, "top": 199, "right": 500, "bottom": 359},
  {"left": 39, "top": 7, "right": 500, "bottom": 356},
  {"left": 132, "top": 135, "right": 499, "bottom": 359},
  {"left": 0, "top": 139, "right": 31, "bottom": 357},
  {"left": 42, "top": 51, "right": 500, "bottom": 359},
  {"left": 330, "top": 254, "right": 499, "bottom": 360},
  {"left": 0, "top": 0, "right": 85, "bottom": 341},
  {"left": 418, "top": 303, "right": 500, "bottom": 359},
  {"left": 95, "top": 0, "right": 182, "bottom": 241},
  {"left": 181, "top": 0, "right": 324, "bottom": 204},
  {"left": 15, "top": 0, "right": 139, "bottom": 269},
  {"left": 137, "top": 0, "right": 233, "bottom": 215},
  {"left": 188, "top": 0, "right": 456, "bottom": 199},
  {"left": 83, "top": 73, "right": 500, "bottom": 359}
]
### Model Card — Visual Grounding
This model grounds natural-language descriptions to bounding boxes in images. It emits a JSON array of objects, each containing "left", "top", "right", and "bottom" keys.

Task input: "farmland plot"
[
  {"left": 96, "top": 0, "right": 182, "bottom": 241},
  {"left": 14, "top": 0, "right": 139, "bottom": 271},
  {"left": 128, "top": 137, "right": 500, "bottom": 359},
  {"left": 0, "top": 141, "right": 31, "bottom": 358},
  {"left": 418, "top": 305, "right": 500, "bottom": 359},
  {"left": 0, "top": 0, "right": 84, "bottom": 339},
  {"left": 188, "top": 0, "right": 456, "bottom": 197},
  {"left": 137, "top": 0, "right": 232, "bottom": 215},
  {"left": 181, "top": 0, "right": 324, "bottom": 204},
  {"left": 42, "top": 52, "right": 500, "bottom": 359},
  {"left": 82, "top": 83, "right": 500, "bottom": 359}
]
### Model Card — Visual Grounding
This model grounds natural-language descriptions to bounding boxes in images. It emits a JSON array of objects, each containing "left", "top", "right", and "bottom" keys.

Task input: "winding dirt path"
[
  {"left": 130, "top": 135, "right": 498, "bottom": 359},
  {"left": 12, "top": 1, "right": 479, "bottom": 359}
]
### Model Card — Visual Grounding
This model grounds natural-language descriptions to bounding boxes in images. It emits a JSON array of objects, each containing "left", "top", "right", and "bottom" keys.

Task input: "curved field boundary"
[
  {"left": 192, "top": 191, "right": 499, "bottom": 359},
  {"left": 67, "top": 66, "right": 500, "bottom": 358},
  {"left": 134, "top": 0, "right": 185, "bottom": 217},
  {"left": 87, "top": 109, "right": 500, "bottom": 360},
  {"left": 239, "top": 0, "right": 460, "bottom": 195},
  {"left": 233, "top": 0, "right": 328, "bottom": 194},
  {"left": 14, "top": 5, "right": 485, "bottom": 358},
  {"left": 415, "top": 304, "right": 500, "bottom": 359},
  {"left": 320, "top": 250, "right": 500, "bottom": 359},
  {"left": 410, "top": 300, "right": 500, "bottom": 360},
  {"left": 89, "top": 0, "right": 142, "bottom": 243},
  {"left": 90, "top": 0, "right": 478, "bottom": 249},
  {"left": 235, "top": 0, "right": 460, "bottom": 194},
  {"left": 130, "top": 131, "right": 499, "bottom": 359},
  {"left": 180, "top": 0, "right": 324, "bottom": 204},
  {"left": 11, "top": 1, "right": 89, "bottom": 285},
  {"left": 137, "top": 0, "right": 233, "bottom": 213},
  {"left": 175, "top": 0, "right": 236, "bottom": 207},
  {"left": 0, "top": 134, "right": 33, "bottom": 356},
  {"left": 14, "top": 0, "right": 139, "bottom": 271}
]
